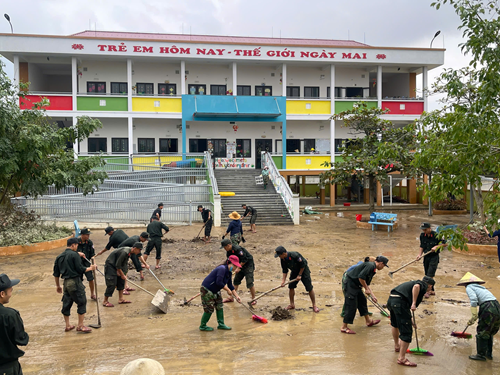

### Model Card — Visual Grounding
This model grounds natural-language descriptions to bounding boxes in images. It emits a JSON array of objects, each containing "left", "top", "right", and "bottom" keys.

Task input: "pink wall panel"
[
  {"left": 382, "top": 101, "right": 423, "bottom": 115},
  {"left": 19, "top": 95, "right": 72, "bottom": 111}
]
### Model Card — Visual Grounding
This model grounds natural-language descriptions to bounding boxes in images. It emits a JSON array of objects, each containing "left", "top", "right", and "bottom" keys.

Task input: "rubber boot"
[
  {"left": 469, "top": 337, "right": 487, "bottom": 361},
  {"left": 216, "top": 309, "right": 231, "bottom": 330},
  {"left": 486, "top": 336, "right": 493, "bottom": 360},
  {"left": 199, "top": 312, "right": 214, "bottom": 331}
]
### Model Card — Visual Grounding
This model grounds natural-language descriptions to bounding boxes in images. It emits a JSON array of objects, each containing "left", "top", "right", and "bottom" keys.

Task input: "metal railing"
[{"left": 204, "top": 151, "right": 219, "bottom": 195}]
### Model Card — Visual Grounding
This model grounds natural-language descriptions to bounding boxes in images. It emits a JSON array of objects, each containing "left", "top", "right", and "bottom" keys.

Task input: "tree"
[
  {"left": 0, "top": 62, "right": 107, "bottom": 203},
  {"left": 320, "top": 102, "right": 417, "bottom": 212}
]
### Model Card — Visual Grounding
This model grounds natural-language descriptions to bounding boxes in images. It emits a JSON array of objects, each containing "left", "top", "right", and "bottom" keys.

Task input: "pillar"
[
  {"left": 181, "top": 61, "right": 186, "bottom": 95},
  {"left": 409, "top": 178, "right": 417, "bottom": 204},
  {"left": 301, "top": 175, "right": 306, "bottom": 196},
  {"left": 282, "top": 119, "right": 286, "bottom": 169},
  {"left": 422, "top": 175, "right": 429, "bottom": 205},
  {"left": 376, "top": 181, "right": 382, "bottom": 206},
  {"left": 128, "top": 117, "right": 133, "bottom": 161},
  {"left": 422, "top": 66, "right": 428, "bottom": 112},
  {"left": 72, "top": 116, "right": 78, "bottom": 159},
  {"left": 330, "top": 64, "right": 336, "bottom": 164},
  {"left": 182, "top": 118, "right": 187, "bottom": 160},
  {"left": 329, "top": 182, "right": 335, "bottom": 206},
  {"left": 71, "top": 57, "right": 77, "bottom": 111},
  {"left": 232, "top": 62, "right": 237, "bottom": 95},
  {"left": 127, "top": 59, "right": 133, "bottom": 159},
  {"left": 13, "top": 55, "right": 19, "bottom": 90},
  {"left": 282, "top": 63, "right": 287, "bottom": 96},
  {"left": 377, "top": 65, "right": 382, "bottom": 108},
  {"left": 364, "top": 176, "right": 370, "bottom": 204}
]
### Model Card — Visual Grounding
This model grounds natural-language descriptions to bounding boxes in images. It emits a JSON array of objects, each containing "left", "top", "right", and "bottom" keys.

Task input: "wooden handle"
[
  {"left": 127, "top": 279, "right": 156, "bottom": 297},
  {"left": 389, "top": 251, "right": 432, "bottom": 275},
  {"left": 250, "top": 278, "right": 298, "bottom": 303},
  {"left": 186, "top": 293, "right": 201, "bottom": 303}
]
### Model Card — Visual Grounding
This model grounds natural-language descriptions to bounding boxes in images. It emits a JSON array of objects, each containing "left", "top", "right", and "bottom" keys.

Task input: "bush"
[
  {"left": 0, "top": 204, "right": 73, "bottom": 247},
  {"left": 462, "top": 222, "right": 498, "bottom": 245},
  {"left": 434, "top": 198, "right": 467, "bottom": 210}
]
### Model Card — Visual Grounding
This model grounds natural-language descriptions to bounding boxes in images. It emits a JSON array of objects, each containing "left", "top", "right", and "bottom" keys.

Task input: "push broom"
[
  {"left": 451, "top": 324, "right": 473, "bottom": 339},
  {"left": 407, "top": 311, "right": 434, "bottom": 356},
  {"left": 239, "top": 300, "right": 268, "bottom": 323}
]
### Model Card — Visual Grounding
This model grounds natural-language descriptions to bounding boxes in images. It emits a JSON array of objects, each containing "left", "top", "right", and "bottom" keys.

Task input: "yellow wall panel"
[
  {"left": 132, "top": 97, "right": 182, "bottom": 113},
  {"left": 286, "top": 155, "right": 331, "bottom": 169},
  {"left": 286, "top": 100, "right": 331, "bottom": 115}
]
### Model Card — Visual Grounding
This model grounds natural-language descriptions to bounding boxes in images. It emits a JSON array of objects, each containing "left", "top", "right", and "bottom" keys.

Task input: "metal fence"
[{"left": 204, "top": 151, "right": 219, "bottom": 195}]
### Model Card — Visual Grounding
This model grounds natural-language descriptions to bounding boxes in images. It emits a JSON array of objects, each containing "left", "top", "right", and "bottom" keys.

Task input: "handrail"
[{"left": 204, "top": 151, "right": 219, "bottom": 195}]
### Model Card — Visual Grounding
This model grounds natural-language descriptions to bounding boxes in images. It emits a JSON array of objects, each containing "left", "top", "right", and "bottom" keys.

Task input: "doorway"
[{"left": 255, "top": 139, "right": 272, "bottom": 169}]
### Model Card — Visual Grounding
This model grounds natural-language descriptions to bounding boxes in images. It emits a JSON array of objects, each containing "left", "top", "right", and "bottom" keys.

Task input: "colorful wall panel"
[
  {"left": 132, "top": 97, "right": 182, "bottom": 113},
  {"left": 382, "top": 101, "right": 424, "bottom": 115},
  {"left": 19, "top": 95, "right": 72, "bottom": 111},
  {"left": 77, "top": 97, "right": 128, "bottom": 111},
  {"left": 286, "top": 100, "right": 331, "bottom": 115},
  {"left": 335, "top": 100, "right": 377, "bottom": 113}
]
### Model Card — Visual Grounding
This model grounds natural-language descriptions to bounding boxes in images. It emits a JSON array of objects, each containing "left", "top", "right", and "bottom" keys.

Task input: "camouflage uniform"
[
  {"left": 200, "top": 286, "right": 223, "bottom": 314},
  {"left": 230, "top": 233, "right": 242, "bottom": 246},
  {"left": 477, "top": 300, "right": 500, "bottom": 339}
]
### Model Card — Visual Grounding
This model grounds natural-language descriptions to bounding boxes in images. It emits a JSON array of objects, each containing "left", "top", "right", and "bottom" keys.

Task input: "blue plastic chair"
[{"left": 74, "top": 220, "right": 81, "bottom": 238}]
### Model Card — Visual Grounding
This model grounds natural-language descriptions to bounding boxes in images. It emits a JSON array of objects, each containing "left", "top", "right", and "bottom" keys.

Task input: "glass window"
[
  {"left": 255, "top": 86, "right": 272, "bottom": 96},
  {"left": 237, "top": 85, "right": 251, "bottom": 96},
  {"left": 88, "top": 138, "right": 107, "bottom": 153},
  {"left": 210, "top": 85, "right": 227, "bottom": 95},
  {"left": 327, "top": 87, "right": 342, "bottom": 98},
  {"left": 159, "top": 138, "right": 178, "bottom": 153},
  {"left": 286, "top": 139, "right": 301, "bottom": 153},
  {"left": 111, "top": 138, "right": 128, "bottom": 153},
  {"left": 158, "top": 83, "right": 177, "bottom": 95},
  {"left": 236, "top": 139, "right": 251, "bottom": 157},
  {"left": 138, "top": 138, "right": 155, "bottom": 153},
  {"left": 286, "top": 86, "right": 300, "bottom": 97},
  {"left": 304, "top": 87, "right": 319, "bottom": 98},
  {"left": 136, "top": 83, "right": 154, "bottom": 95},
  {"left": 211, "top": 139, "right": 226, "bottom": 158},
  {"left": 188, "top": 84, "right": 207, "bottom": 95},
  {"left": 87, "top": 82, "right": 106, "bottom": 94},
  {"left": 110, "top": 82, "right": 127, "bottom": 94},
  {"left": 346, "top": 87, "right": 363, "bottom": 98},
  {"left": 304, "top": 139, "right": 316, "bottom": 153},
  {"left": 189, "top": 139, "right": 208, "bottom": 152}
]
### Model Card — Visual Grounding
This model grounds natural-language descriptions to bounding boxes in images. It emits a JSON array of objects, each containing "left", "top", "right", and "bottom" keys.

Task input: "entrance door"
[{"left": 255, "top": 139, "right": 272, "bottom": 169}]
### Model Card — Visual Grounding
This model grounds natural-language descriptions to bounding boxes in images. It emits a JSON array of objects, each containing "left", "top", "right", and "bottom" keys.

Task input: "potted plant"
[
  {"left": 433, "top": 198, "right": 467, "bottom": 215},
  {"left": 451, "top": 221, "right": 498, "bottom": 257}
]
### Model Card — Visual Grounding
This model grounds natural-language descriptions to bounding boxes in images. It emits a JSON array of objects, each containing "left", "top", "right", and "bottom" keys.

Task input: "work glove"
[
  {"left": 222, "top": 235, "right": 225, "bottom": 239},
  {"left": 468, "top": 306, "right": 478, "bottom": 326},
  {"left": 241, "top": 236, "right": 246, "bottom": 243}
]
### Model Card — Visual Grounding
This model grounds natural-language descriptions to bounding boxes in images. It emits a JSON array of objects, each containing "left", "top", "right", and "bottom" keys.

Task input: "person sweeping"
[
  {"left": 144, "top": 217, "right": 169, "bottom": 269},
  {"left": 197, "top": 205, "right": 213, "bottom": 243},
  {"left": 118, "top": 232, "right": 150, "bottom": 281},
  {"left": 387, "top": 276, "right": 435, "bottom": 367},
  {"left": 223, "top": 211, "right": 244, "bottom": 246},
  {"left": 221, "top": 239, "right": 256, "bottom": 304},
  {"left": 340, "top": 256, "right": 376, "bottom": 318},
  {"left": 77, "top": 228, "right": 96, "bottom": 300},
  {"left": 241, "top": 204, "right": 257, "bottom": 233},
  {"left": 457, "top": 272, "right": 500, "bottom": 361},
  {"left": 199, "top": 255, "right": 241, "bottom": 331}
]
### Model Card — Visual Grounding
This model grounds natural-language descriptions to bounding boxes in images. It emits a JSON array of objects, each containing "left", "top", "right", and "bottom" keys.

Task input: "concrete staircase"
[{"left": 215, "top": 169, "right": 294, "bottom": 226}]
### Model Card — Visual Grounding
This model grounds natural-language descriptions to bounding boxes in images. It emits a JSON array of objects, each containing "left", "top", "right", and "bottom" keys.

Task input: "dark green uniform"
[
  {"left": 244, "top": 206, "right": 258, "bottom": 225},
  {"left": 0, "top": 303, "right": 29, "bottom": 375},
  {"left": 227, "top": 245, "right": 255, "bottom": 288},
  {"left": 77, "top": 237, "right": 95, "bottom": 282},
  {"left": 420, "top": 231, "right": 446, "bottom": 278},
  {"left": 145, "top": 221, "right": 169, "bottom": 260},
  {"left": 53, "top": 248, "right": 88, "bottom": 316},
  {"left": 201, "top": 208, "right": 213, "bottom": 237},
  {"left": 151, "top": 207, "right": 162, "bottom": 222},
  {"left": 118, "top": 235, "right": 143, "bottom": 272},
  {"left": 343, "top": 262, "right": 377, "bottom": 324},
  {"left": 387, "top": 280, "right": 428, "bottom": 343},
  {"left": 104, "top": 247, "right": 131, "bottom": 297},
  {"left": 281, "top": 251, "right": 313, "bottom": 292},
  {"left": 105, "top": 229, "right": 129, "bottom": 251}
]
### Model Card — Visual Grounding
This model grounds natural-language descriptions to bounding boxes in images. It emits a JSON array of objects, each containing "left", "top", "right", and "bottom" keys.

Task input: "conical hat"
[
  {"left": 456, "top": 272, "right": 485, "bottom": 286},
  {"left": 121, "top": 358, "right": 165, "bottom": 375}
]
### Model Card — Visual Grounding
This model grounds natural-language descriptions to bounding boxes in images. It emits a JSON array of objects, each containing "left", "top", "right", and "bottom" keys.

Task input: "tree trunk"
[
  {"left": 368, "top": 175, "right": 376, "bottom": 212},
  {"left": 472, "top": 182, "right": 485, "bottom": 224}
]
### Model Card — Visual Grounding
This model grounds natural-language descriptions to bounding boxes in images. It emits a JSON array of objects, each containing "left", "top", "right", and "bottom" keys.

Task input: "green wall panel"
[
  {"left": 335, "top": 101, "right": 377, "bottom": 114},
  {"left": 77, "top": 97, "right": 128, "bottom": 111},
  {"left": 272, "top": 156, "right": 283, "bottom": 169}
]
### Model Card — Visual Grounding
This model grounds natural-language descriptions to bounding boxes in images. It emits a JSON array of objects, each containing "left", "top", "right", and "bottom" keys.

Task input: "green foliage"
[{"left": 0, "top": 61, "right": 107, "bottom": 202}]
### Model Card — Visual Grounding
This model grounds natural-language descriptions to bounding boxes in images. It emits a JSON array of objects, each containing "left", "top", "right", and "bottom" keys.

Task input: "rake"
[{"left": 407, "top": 311, "right": 434, "bottom": 356}]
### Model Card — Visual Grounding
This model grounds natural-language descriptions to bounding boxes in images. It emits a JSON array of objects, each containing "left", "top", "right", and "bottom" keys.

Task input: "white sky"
[{"left": 0, "top": 0, "right": 470, "bottom": 110}]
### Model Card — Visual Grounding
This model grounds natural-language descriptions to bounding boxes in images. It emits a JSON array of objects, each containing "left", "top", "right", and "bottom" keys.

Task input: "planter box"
[
  {"left": 356, "top": 220, "right": 398, "bottom": 231},
  {"left": 433, "top": 209, "right": 467, "bottom": 215},
  {"left": 452, "top": 244, "right": 498, "bottom": 257},
  {"left": 0, "top": 236, "right": 72, "bottom": 256}
]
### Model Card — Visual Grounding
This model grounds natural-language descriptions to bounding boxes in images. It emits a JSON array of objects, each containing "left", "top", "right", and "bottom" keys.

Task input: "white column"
[
  {"left": 422, "top": 66, "right": 428, "bottom": 112},
  {"left": 232, "top": 62, "right": 237, "bottom": 95},
  {"left": 330, "top": 64, "right": 336, "bottom": 164},
  {"left": 282, "top": 63, "right": 287, "bottom": 96},
  {"left": 377, "top": 65, "right": 382, "bottom": 108},
  {"left": 72, "top": 116, "right": 78, "bottom": 159},
  {"left": 13, "top": 55, "right": 19, "bottom": 89},
  {"left": 128, "top": 117, "right": 134, "bottom": 159},
  {"left": 181, "top": 61, "right": 186, "bottom": 95},
  {"left": 71, "top": 57, "right": 77, "bottom": 111},
  {"left": 127, "top": 59, "right": 132, "bottom": 112},
  {"left": 341, "top": 88, "right": 346, "bottom": 98}
]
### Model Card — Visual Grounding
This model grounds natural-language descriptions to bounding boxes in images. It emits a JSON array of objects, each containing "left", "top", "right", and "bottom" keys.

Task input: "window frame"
[
  {"left": 136, "top": 83, "right": 154, "bottom": 96},
  {"left": 255, "top": 86, "right": 272, "bottom": 96},
  {"left": 159, "top": 138, "right": 178, "bottom": 153},
  {"left": 137, "top": 138, "right": 155, "bottom": 153},
  {"left": 211, "top": 139, "right": 227, "bottom": 158},
  {"left": 110, "top": 82, "right": 127, "bottom": 95},
  {"left": 327, "top": 87, "right": 343, "bottom": 98},
  {"left": 237, "top": 85, "right": 251, "bottom": 96},
  {"left": 304, "top": 139, "right": 316, "bottom": 153},
  {"left": 286, "top": 86, "right": 300, "bottom": 98},
  {"left": 111, "top": 138, "right": 128, "bottom": 153},
  {"left": 158, "top": 83, "right": 177, "bottom": 96},
  {"left": 87, "top": 82, "right": 106, "bottom": 94},
  {"left": 210, "top": 84, "right": 227, "bottom": 96},
  {"left": 236, "top": 139, "right": 251, "bottom": 158},
  {"left": 189, "top": 138, "right": 208, "bottom": 153},
  {"left": 88, "top": 138, "right": 107, "bottom": 153},
  {"left": 346, "top": 87, "right": 364, "bottom": 98},
  {"left": 304, "top": 86, "right": 320, "bottom": 98},
  {"left": 188, "top": 84, "right": 207, "bottom": 95}
]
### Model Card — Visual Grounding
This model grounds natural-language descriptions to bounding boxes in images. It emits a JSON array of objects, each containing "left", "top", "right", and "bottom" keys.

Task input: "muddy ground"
[{"left": 2, "top": 210, "right": 500, "bottom": 374}]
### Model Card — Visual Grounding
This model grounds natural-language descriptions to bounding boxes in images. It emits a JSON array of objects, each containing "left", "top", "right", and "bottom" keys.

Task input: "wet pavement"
[{"left": 2, "top": 210, "right": 500, "bottom": 374}]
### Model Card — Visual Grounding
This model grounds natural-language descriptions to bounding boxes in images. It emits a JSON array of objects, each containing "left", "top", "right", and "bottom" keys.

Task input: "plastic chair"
[{"left": 74, "top": 220, "right": 81, "bottom": 238}]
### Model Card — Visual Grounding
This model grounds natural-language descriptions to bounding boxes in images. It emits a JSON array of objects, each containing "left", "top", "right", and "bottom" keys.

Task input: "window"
[
  {"left": 286, "top": 139, "right": 301, "bottom": 153},
  {"left": 88, "top": 138, "right": 107, "bottom": 153},
  {"left": 327, "top": 87, "right": 342, "bottom": 98},
  {"left": 111, "top": 82, "right": 127, "bottom": 94},
  {"left": 255, "top": 86, "right": 272, "bottom": 96},
  {"left": 237, "top": 85, "right": 251, "bottom": 96},
  {"left": 211, "top": 139, "right": 227, "bottom": 158},
  {"left": 138, "top": 138, "right": 155, "bottom": 153},
  {"left": 159, "top": 138, "right": 178, "bottom": 153},
  {"left": 136, "top": 83, "right": 154, "bottom": 95},
  {"left": 236, "top": 139, "right": 251, "bottom": 157},
  {"left": 87, "top": 82, "right": 106, "bottom": 94},
  {"left": 304, "top": 139, "right": 315, "bottom": 152},
  {"left": 210, "top": 85, "right": 227, "bottom": 95},
  {"left": 112, "top": 138, "right": 128, "bottom": 153},
  {"left": 158, "top": 83, "right": 177, "bottom": 95},
  {"left": 286, "top": 86, "right": 300, "bottom": 97},
  {"left": 346, "top": 87, "right": 363, "bottom": 97},
  {"left": 188, "top": 84, "right": 206, "bottom": 95},
  {"left": 304, "top": 87, "right": 319, "bottom": 98},
  {"left": 189, "top": 139, "right": 208, "bottom": 152}
]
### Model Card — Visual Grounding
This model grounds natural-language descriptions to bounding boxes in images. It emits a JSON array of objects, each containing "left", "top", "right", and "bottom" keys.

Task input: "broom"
[
  {"left": 366, "top": 294, "right": 390, "bottom": 318},
  {"left": 407, "top": 311, "right": 434, "bottom": 356},
  {"left": 451, "top": 324, "right": 473, "bottom": 339},
  {"left": 239, "top": 300, "right": 268, "bottom": 323}
]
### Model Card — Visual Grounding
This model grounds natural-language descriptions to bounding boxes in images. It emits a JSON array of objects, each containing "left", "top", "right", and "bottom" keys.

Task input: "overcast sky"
[{"left": 1, "top": 0, "right": 470, "bottom": 110}]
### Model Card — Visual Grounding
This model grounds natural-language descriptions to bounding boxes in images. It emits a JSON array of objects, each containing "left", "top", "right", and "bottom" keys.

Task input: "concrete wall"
[
  {"left": 382, "top": 73, "right": 410, "bottom": 98},
  {"left": 78, "top": 60, "right": 127, "bottom": 93},
  {"left": 133, "top": 61, "right": 181, "bottom": 93},
  {"left": 28, "top": 63, "right": 47, "bottom": 91}
]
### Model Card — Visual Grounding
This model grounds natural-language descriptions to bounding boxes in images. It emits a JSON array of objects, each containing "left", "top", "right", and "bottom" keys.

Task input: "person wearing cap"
[
  {"left": 102, "top": 244, "right": 143, "bottom": 307},
  {"left": 0, "top": 274, "right": 29, "bottom": 375},
  {"left": 387, "top": 276, "right": 435, "bottom": 367},
  {"left": 275, "top": 246, "right": 319, "bottom": 313},
  {"left": 340, "top": 255, "right": 389, "bottom": 334},
  {"left": 221, "top": 239, "right": 256, "bottom": 304},
  {"left": 53, "top": 237, "right": 97, "bottom": 333},
  {"left": 340, "top": 256, "right": 376, "bottom": 318},
  {"left": 241, "top": 204, "right": 258, "bottom": 233},
  {"left": 223, "top": 211, "right": 244, "bottom": 246},
  {"left": 96, "top": 227, "right": 129, "bottom": 257},
  {"left": 197, "top": 205, "right": 213, "bottom": 243},
  {"left": 151, "top": 203, "right": 164, "bottom": 222},
  {"left": 483, "top": 225, "right": 500, "bottom": 263},
  {"left": 77, "top": 228, "right": 96, "bottom": 301},
  {"left": 417, "top": 222, "right": 448, "bottom": 298},
  {"left": 118, "top": 232, "right": 150, "bottom": 281},
  {"left": 144, "top": 217, "right": 169, "bottom": 269},
  {"left": 199, "top": 255, "right": 242, "bottom": 331},
  {"left": 261, "top": 166, "right": 270, "bottom": 189},
  {"left": 457, "top": 272, "right": 500, "bottom": 361}
]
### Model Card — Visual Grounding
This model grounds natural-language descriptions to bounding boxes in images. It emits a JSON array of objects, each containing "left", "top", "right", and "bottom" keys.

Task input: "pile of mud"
[
  {"left": 270, "top": 306, "right": 294, "bottom": 321},
  {"left": 162, "top": 238, "right": 177, "bottom": 244}
]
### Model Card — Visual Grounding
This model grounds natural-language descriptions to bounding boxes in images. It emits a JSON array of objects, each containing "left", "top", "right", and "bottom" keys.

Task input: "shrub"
[
  {"left": 462, "top": 223, "right": 498, "bottom": 245},
  {"left": 434, "top": 198, "right": 467, "bottom": 210}
]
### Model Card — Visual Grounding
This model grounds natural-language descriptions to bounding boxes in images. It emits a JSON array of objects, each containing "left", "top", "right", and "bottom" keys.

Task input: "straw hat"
[
  {"left": 228, "top": 211, "right": 241, "bottom": 220},
  {"left": 456, "top": 272, "right": 485, "bottom": 286},
  {"left": 121, "top": 358, "right": 165, "bottom": 375}
]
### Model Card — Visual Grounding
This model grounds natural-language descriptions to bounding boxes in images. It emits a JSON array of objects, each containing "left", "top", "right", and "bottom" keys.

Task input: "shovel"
[
  {"left": 366, "top": 294, "right": 390, "bottom": 318},
  {"left": 407, "top": 311, "right": 434, "bottom": 356},
  {"left": 127, "top": 279, "right": 170, "bottom": 314},
  {"left": 183, "top": 292, "right": 201, "bottom": 306},
  {"left": 148, "top": 268, "right": 175, "bottom": 294},
  {"left": 451, "top": 323, "right": 473, "bottom": 339},
  {"left": 248, "top": 278, "right": 299, "bottom": 307},
  {"left": 193, "top": 224, "right": 205, "bottom": 241},
  {"left": 88, "top": 257, "right": 101, "bottom": 329},
  {"left": 388, "top": 251, "right": 432, "bottom": 279}
]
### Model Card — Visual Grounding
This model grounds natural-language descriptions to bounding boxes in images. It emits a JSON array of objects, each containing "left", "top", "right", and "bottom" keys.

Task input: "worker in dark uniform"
[
  {"left": 96, "top": 227, "right": 129, "bottom": 257},
  {"left": 197, "top": 205, "right": 213, "bottom": 243},
  {"left": 0, "top": 274, "right": 29, "bottom": 375},
  {"left": 151, "top": 203, "right": 163, "bottom": 222},
  {"left": 387, "top": 276, "right": 434, "bottom": 367},
  {"left": 241, "top": 204, "right": 257, "bottom": 233},
  {"left": 275, "top": 246, "right": 319, "bottom": 313},
  {"left": 53, "top": 237, "right": 97, "bottom": 333},
  {"left": 417, "top": 222, "right": 447, "bottom": 298},
  {"left": 221, "top": 239, "right": 256, "bottom": 304},
  {"left": 223, "top": 211, "right": 244, "bottom": 246},
  {"left": 118, "top": 232, "right": 150, "bottom": 281},
  {"left": 341, "top": 255, "right": 389, "bottom": 334},
  {"left": 102, "top": 243, "right": 143, "bottom": 307},
  {"left": 77, "top": 228, "right": 96, "bottom": 300},
  {"left": 144, "top": 218, "right": 169, "bottom": 269},
  {"left": 340, "top": 256, "right": 376, "bottom": 318}
]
